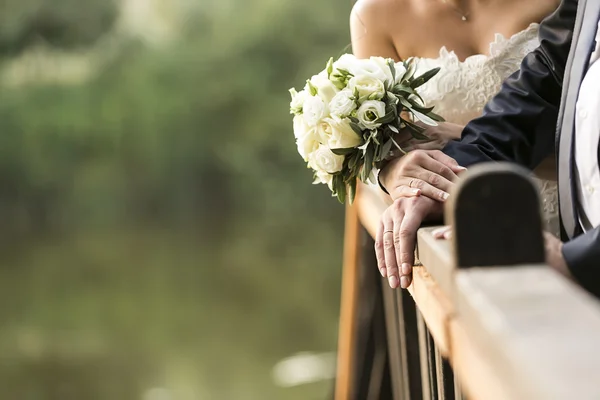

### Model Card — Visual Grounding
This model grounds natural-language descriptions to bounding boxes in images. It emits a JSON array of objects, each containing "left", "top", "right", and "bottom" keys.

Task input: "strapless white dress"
[{"left": 413, "top": 23, "right": 559, "bottom": 234}]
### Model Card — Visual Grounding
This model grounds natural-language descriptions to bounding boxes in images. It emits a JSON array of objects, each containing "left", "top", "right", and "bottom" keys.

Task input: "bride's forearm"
[{"left": 440, "top": 122, "right": 464, "bottom": 140}]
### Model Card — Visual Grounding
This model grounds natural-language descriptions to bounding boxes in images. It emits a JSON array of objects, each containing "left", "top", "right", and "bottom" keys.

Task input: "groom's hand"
[
  {"left": 379, "top": 150, "right": 466, "bottom": 201},
  {"left": 375, "top": 196, "right": 444, "bottom": 289},
  {"left": 544, "top": 232, "right": 571, "bottom": 278}
]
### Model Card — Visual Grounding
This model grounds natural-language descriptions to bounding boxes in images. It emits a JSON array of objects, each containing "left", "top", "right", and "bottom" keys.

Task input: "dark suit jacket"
[{"left": 443, "top": 0, "right": 600, "bottom": 297}]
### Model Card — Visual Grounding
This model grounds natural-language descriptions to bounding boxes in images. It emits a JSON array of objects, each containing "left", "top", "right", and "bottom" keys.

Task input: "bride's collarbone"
[{"left": 389, "top": 0, "right": 558, "bottom": 59}]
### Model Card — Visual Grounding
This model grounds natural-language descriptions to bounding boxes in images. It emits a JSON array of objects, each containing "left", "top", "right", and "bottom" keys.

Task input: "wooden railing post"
[
  {"left": 447, "top": 162, "right": 545, "bottom": 269},
  {"left": 448, "top": 163, "right": 600, "bottom": 400}
]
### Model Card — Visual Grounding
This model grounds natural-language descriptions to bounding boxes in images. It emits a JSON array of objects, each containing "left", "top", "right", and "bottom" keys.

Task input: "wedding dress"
[{"left": 412, "top": 23, "right": 560, "bottom": 234}]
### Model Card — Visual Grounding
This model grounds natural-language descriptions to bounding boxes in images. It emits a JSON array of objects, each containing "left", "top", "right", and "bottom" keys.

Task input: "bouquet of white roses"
[{"left": 290, "top": 54, "right": 443, "bottom": 203}]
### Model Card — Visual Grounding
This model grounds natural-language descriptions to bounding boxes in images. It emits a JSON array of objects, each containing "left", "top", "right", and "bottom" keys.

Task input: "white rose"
[
  {"left": 309, "top": 71, "right": 338, "bottom": 104},
  {"left": 333, "top": 55, "right": 394, "bottom": 83},
  {"left": 289, "top": 88, "right": 308, "bottom": 115},
  {"left": 366, "top": 56, "right": 394, "bottom": 83},
  {"left": 313, "top": 170, "right": 334, "bottom": 191},
  {"left": 357, "top": 100, "right": 387, "bottom": 130},
  {"left": 325, "top": 117, "right": 362, "bottom": 149},
  {"left": 348, "top": 75, "right": 386, "bottom": 101},
  {"left": 303, "top": 95, "right": 328, "bottom": 126},
  {"left": 332, "top": 54, "right": 362, "bottom": 76},
  {"left": 309, "top": 145, "right": 344, "bottom": 174},
  {"left": 329, "top": 89, "right": 357, "bottom": 117},
  {"left": 294, "top": 116, "right": 320, "bottom": 161}
]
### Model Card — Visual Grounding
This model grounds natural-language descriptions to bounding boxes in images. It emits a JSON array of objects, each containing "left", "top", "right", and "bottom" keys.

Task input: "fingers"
[
  {"left": 417, "top": 153, "right": 461, "bottom": 186},
  {"left": 389, "top": 176, "right": 449, "bottom": 202},
  {"left": 428, "top": 150, "right": 467, "bottom": 173},
  {"left": 389, "top": 185, "right": 421, "bottom": 199},
  {"left": 432, "top": 226, "right": 452, "bottom": 240},
  {"left": 397, "top": 200, "right": 426, "bottom": 289},
  {"left": 383, "top": 212, "right": 401, "bottom": 288},
  {"left": 375, "top": 219, "right": 387, "bottom": 277}
]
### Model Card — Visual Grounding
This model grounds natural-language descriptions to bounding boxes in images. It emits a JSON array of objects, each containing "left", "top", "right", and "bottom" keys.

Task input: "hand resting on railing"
[{"left": 375, "top": 160, "right": 570, "bottom": 291}]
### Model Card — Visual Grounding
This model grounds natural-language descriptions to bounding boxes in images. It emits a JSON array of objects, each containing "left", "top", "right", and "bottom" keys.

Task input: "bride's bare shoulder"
[
  {"left": 350, "top": 0, "right": 418, "bottom": 58},
  {"left": 351, "top": 0, "right": 416, "bottom": 25}
]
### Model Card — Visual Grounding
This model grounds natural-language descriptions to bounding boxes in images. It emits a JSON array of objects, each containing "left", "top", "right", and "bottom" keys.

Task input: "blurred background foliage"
[{"left": 0, "top": 0, "right": 353, "bottom": 398}]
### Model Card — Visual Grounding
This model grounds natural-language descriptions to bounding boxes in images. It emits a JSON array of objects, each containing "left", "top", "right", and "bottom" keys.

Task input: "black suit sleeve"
[
  {"left": 443, "top": 0, "right": 577, "bottom": 169},
  {"left": 562, "top": 227, "right": 600, "bottom": 297}
]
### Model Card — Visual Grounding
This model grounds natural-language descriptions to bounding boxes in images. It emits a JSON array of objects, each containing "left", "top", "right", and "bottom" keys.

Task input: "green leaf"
[
  {"left": 399, "top": 97, "right": 413, "bottom": 110},
  {"left": 374, "top": 110, "right": 396, "bottom": 125},
  {"left": 331, "top": 147, "right": 356, "bottom": 156},
  {"left": 387, "top": 59, "right": 396, "bottom": 84},
  {"left": 428, "top": 111, "right": 445, "bottom": 122},
  {"left": 349, "top": 121, "right": 364, "bottom": 136},
  {"left": 403, "top": 58, "right": 417, "bottom": 82},
  {"left": 410, "top": 108, "right": 438, "bottom": 126},
  {"left": 361, "top": 144, "right": 375, "bottom": 182},
  {"left": 401, "top": 118, "right": 429, "bottom": 140},
  {"left": 335, "top": 176, "right": 347, "bottom": 204},
  {"left": 393, "top": 84, "right": 416, "bottom": 95},
  {"left": 380, "top": 139, "right": 394, "bottom": 160},
  {"left": 348, "top": 178, "right": 357, "bottom": 204},
  {"left": 410, "top": 67, "right": 441, "bottom": 89},
  {"left": 389, "top": 135, "right": 408, "bottom": 155}
]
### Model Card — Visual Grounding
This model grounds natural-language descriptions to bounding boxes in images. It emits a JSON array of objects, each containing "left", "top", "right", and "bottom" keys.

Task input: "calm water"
[{"left": 0, "top": 227, "right": 341, "bottom": 400}]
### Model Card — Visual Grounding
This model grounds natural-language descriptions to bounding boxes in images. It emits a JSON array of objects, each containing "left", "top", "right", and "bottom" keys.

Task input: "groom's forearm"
[
  {"left": 443, "top": 0, "right": 577, "bottom": 169},
  {"left": 562, "top": 227, "right": 600, "bottom": 298}
]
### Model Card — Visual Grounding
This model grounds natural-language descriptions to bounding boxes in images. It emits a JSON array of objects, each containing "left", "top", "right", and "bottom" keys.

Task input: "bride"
[{"left": 350, "top": 0, "right": 560, "bottom": 289}]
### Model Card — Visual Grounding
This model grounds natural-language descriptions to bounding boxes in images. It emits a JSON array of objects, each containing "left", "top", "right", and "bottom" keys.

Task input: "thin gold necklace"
[{"left": 442, "top": 0, "right": 470, "bottom": 21}]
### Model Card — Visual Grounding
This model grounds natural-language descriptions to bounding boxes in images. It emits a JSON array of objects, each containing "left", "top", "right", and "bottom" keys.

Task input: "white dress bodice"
[
  {"left": 414, "top": 23, "right": 540, "bottom": 125},
  {"left": 414, "top": 23, "right": 559, "bottom": 233}
]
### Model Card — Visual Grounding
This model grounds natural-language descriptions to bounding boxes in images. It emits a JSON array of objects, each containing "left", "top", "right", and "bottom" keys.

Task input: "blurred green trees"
[
  {"left": 0, "top": 0, "right": 355, "bottom": 398},
  {"left": 0, "top": 0, "right": 353, "bottom": 237}
]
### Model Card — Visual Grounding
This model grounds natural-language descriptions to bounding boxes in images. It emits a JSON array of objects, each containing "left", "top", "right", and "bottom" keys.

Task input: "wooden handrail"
[{"left": 337, "top": 163, "right": 600, "bottom": 400}]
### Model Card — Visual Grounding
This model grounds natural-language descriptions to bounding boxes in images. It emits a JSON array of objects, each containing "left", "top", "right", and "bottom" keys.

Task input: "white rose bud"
[
  {"left": 348, "top": 75, "right": 386, "bottom": 101},
  {"left": 325, "top": 117, "right": 362, "bottom": 149},
  {"left": 303, "top": 95, "right": 328, "bottom": 127},
  {"left": 357, "top": 100, "right": 387, "bottom": 130},
  {"left": 309, "top": 145, "right": 344, "bottom": 174},
  {"left": 329, "top": 89, "right": 357, "bottom": 118},
  {"left": 309, "top": 71, "right": 338, "bottom": 104},
  {"left": 289, "top": 88, "right": 308, "bottom": 115}
]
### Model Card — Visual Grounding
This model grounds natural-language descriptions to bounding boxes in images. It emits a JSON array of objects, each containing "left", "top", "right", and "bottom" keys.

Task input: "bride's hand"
[{"left": 379, "top": 149, "right": 466, "bottom": 201}]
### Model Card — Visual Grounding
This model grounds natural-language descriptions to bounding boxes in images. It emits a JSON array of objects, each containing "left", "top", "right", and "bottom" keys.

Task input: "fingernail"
[
  {"left": 456, "top": 166, "right": 467, "bottom": 171},
  {"left": 444, "top": 231, "right": 452, "bottom": 240},
  {"left": 380, "top": 268, "right": 386, "bottom": 277},
  {"left": 389, "top": 276, "right": 398, "bottom": 289},
  {"left": 400, "top": 276, "right": 410, "bottom": 289},
  {"left": 411, "top": 188, "right": 421, "bottom": 195},
  {"left": 401, "top": 263, "right": 411, "bottom": 275},
  {"left": 440, "top": 192, "right": 450, "bottom": 201}
]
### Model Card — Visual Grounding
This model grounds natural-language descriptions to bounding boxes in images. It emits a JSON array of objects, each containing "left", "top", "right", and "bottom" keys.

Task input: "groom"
[{"left": 377, "top": 0, "right": 600, "bottom": 296}]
